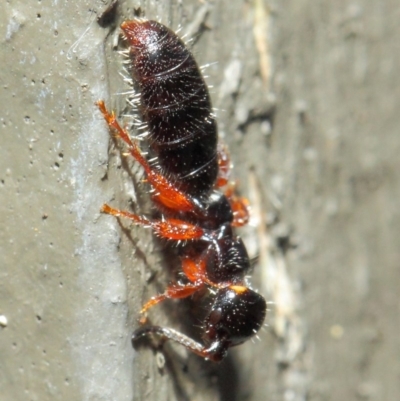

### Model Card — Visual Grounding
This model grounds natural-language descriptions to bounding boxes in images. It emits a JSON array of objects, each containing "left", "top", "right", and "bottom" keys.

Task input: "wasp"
[{"left": 97, "top": 19, "right": 266, "bottom": 362}]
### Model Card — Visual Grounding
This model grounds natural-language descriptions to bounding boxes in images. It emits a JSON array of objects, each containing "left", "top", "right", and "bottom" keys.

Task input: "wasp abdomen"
[{"left": 122, "top": 20, "right": 218, "bottom": 197}]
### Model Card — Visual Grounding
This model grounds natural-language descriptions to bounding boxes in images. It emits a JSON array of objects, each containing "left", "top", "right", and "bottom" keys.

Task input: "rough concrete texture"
[
  {"left": 269, "top": 1, "right": 400, "bottom": 400},
  {"left": 1, "top": 1, "right": 134, "bottom": 400},
  {"left": 1, "top": 0, "right": 399, "bottom": 401}
]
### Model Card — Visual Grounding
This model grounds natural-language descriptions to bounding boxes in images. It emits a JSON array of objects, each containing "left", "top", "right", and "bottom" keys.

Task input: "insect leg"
[
  {"left": 224, "top": 185, "right": 250, "bottom": 227},
  {"left": 139, "top": 282, "right": 204, "bottom": 323},
  {"left": 101, "top": 204, "right": 206, "bottom": 240},
  {"left": 215, "top": 143, "right": 250, "bottom": 226},
  {"left": 132, "top": 326, "right": 226, "bottom": 362},
  {"left": 97, "top": 100, "right": 199, "bottom": 214}
]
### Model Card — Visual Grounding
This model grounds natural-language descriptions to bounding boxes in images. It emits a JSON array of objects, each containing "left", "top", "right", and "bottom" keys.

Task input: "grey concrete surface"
[
  {"left": 270, "top": 1, "right": 400, "bottom": 400},
  {"left": 1, "top": 0, "right": 399, "bottom": 401},
  {"left": 0, "top": 1, "right": 134, "bottom": 400}
]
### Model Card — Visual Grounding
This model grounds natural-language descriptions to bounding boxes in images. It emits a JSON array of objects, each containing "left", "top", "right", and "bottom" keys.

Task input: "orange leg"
[
  {"left": 138, "top": 251, "right": 228, "bottom": 323},
  {"left": 181, "top": 257, "right": 206, "bottom": 283},
  {"left": 181, "top": 256, "right": 218, "bottom": 287},
  {"left": 215, "top": 143, "right": 250, "bottom": 226},
  {"left": 224, "top": 185, "right": 250, "bottom": 227},
  {"left": 101, "top": 204, "right": 205, "bottom": 240},
  {"left": 97, "top": 100, "right": 197, "bottom": 213},
  {"left": 139, "top": 255, "right": 217, "bottom": 323},
  {"left": 139, "top": 282, "right": 204, "bottom": 323}
]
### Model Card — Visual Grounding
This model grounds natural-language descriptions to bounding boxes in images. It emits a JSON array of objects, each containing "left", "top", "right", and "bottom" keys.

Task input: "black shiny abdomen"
[{"left": 128, "top": 20, "right": 218, "bottom": 197}]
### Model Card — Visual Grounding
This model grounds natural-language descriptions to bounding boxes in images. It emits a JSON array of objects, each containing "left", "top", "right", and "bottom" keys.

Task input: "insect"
[{"left": 97, "top": 19, "right": 266, "bottom": 362}]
